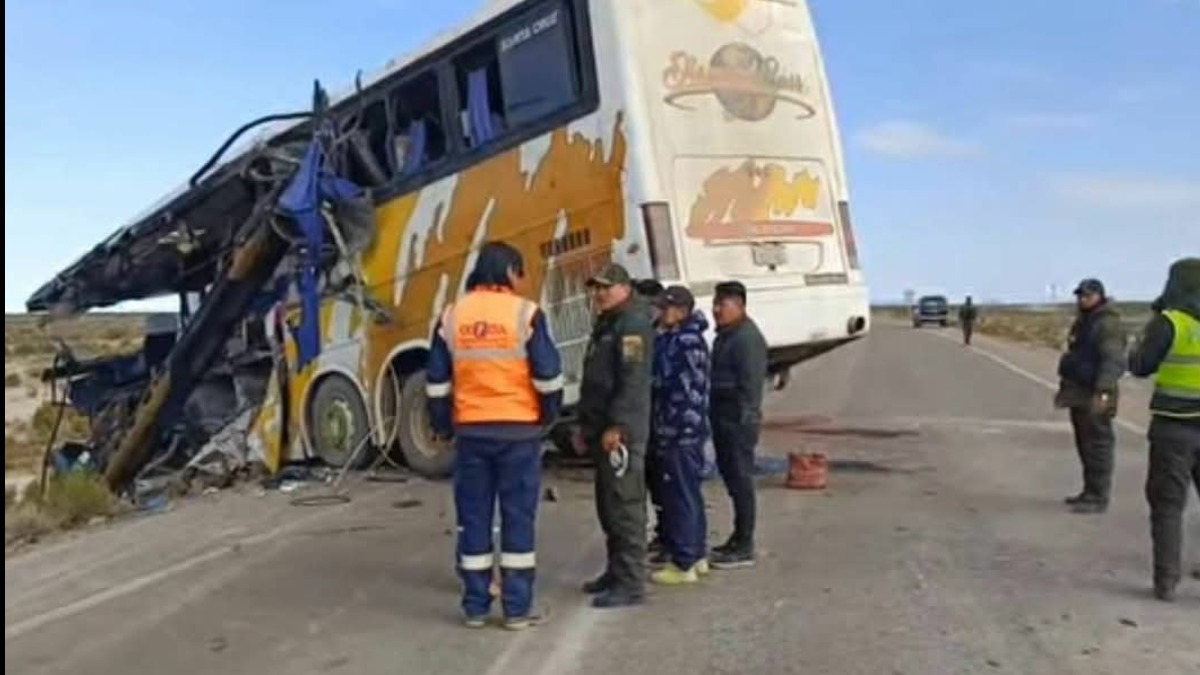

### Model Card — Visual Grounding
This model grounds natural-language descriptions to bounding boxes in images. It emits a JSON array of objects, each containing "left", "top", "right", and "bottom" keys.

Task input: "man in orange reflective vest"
[{"left": 426, "top": 242, "right": 564, "bottom": 630}]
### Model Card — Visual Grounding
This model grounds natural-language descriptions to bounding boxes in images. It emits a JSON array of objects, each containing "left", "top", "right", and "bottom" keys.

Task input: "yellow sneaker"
[
  {"left": 651, "top": 563, "right": 700, "bottom": 586},
  {"left": 695, "top": 558, "right": 710, "bottom": 576}
]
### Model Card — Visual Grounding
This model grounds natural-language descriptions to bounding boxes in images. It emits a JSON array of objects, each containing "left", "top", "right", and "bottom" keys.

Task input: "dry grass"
[
  {"left": 6, "top": 401, "right": 92, "bottom": 473},
  {"left": 975, "top": 312, "right": 1072, "bottom": 350},
  {"left": 872, "top": 303, "right": 1152, "bottom": 351},
  {"left": 6, "top": 472, "right": 116, "bottom": 543}
]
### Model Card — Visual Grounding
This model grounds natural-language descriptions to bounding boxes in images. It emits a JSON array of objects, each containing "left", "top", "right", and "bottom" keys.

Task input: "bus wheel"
[
  {"left": 308, "top": 375, "right": 375, "bottom": 469},
  {"left": 397, "top": 371, "right": 455, "bottom": 478}
]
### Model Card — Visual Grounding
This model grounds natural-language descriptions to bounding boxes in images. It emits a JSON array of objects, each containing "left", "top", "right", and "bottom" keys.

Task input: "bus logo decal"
[
  {"left": 662, "top": 43, "right": 815, "bottom": 122},
  {"left": 692, "top": 0, "right": 796, "bottom": 34},
  {"left": 686, "top": 160, "right": 833, "bottom": 241}
]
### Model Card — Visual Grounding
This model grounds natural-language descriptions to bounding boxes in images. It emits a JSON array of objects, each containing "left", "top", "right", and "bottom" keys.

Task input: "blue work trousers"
[
  {"left": 454, "top": 436, "right": 541, "bottom": 619},
  {"left": 652, "top": 439, "right": 708, "bottom": 569}
]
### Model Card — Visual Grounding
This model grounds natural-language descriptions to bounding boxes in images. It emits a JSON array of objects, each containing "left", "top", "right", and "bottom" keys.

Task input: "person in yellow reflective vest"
[
  {"left": 1127, "top": 257, "right": 1200, "bottom": 603},
  {"left": 426, "top": 242, "right": 564, "bottom": 628}
]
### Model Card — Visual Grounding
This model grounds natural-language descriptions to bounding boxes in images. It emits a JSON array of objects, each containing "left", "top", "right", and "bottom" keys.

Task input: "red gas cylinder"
[{"left": 786, "top": 452, "right": 829, "bottom": 490}]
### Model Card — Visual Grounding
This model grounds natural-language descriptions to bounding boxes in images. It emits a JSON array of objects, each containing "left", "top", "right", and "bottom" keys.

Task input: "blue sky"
[{"left": 4, "top": 0, "right": 1198, "bottom": 311}]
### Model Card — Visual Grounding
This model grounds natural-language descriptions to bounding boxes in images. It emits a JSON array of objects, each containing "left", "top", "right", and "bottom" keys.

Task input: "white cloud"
[
  {"left": 997, "top": 112, "right": 1098, "bottom": 131},
  {"left": 855, "top": 121, "right": 981, "bottom": 158},
  {"left": 1045, "top": 172, "right": 1200, "bottom": 209}
]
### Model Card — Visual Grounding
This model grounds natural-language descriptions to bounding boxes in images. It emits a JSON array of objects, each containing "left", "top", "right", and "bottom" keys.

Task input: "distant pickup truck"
[{"left": 911, "top": 295, "right": 950, "bottom": 327}]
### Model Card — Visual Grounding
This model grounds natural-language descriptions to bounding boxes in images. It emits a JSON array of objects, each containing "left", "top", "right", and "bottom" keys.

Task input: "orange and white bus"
[{"left": 28, "top": 0, "right": 869, "bottom": 479}]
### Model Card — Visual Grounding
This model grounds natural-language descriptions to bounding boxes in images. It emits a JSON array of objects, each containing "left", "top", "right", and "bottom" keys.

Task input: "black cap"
[
  {"left": 634, "top": 279, "right": 665, "bottom": 297},
  {"left": 714, "top": 280, "right": 748, "bottom": 303},
  {"left": 655, "top": 285, "right": 695, "bottom": 310},
  {"left": 1073, "top": 278, "right": 1106, "bottom": 297},
  {"left": 586, "top": 263, "right": 633, "bottom": 287}
]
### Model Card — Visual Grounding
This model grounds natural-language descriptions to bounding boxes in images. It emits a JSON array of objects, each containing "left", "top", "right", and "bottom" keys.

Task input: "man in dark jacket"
[
  {"left": 708, "top": 280, "right": 769, "bottom": 568},
  {"left": 648, "top": 286, "right": 712, "bottom": 586},
  {"left": 633, "top": 278, "right": 667, "bottom": 559},
  {"left": 1055, "top": 278, "right": 1127, "bottom": 514},
  {"left": 577, "top": 263, "right": 656, "bottom": 608},
  {"left": 1127, "top": 257, "right": 1200, "bottom": 602},
  {"left": 959, "top": 296, "right": 978, "bottom": 346}
]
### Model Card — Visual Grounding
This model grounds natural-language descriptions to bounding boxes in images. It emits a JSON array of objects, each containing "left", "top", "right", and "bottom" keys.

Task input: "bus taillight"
[
  {"left": 836, "top": 200, "right": 860, "bottom": 270},
  {"left": 641, "top": 201, "right": 681, "bottom": 280}
]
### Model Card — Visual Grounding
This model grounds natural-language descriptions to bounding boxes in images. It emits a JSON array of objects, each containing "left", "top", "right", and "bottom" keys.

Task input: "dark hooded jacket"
[
  {"left": 1129, "top": 258, "right": 1200, "bottom": 421},
  {"left": 651, "top": 311, "right": 711, "bottom": 447},
  {"left": 1055, "top": 300, "right": 1127, "bottom": 408}
]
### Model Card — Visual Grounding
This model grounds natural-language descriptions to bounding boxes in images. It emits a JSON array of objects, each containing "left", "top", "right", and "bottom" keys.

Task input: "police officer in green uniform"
[
  {"left": 578, "top": 263, "right": 656, "bottom": 608},
  {"left": 1127, "top": 257, "right": 1200, "bottom": 602}
]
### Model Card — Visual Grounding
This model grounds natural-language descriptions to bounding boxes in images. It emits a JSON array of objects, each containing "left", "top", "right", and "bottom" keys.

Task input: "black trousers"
[
  {"left": 646, "top": 443, "right": 663, "bottom": 544},
  {"left": 712, "top": 420, "right": 760, "bottom": 550},
  {"left": 591, "top": 441, "right": 647, "bottom": 592},
  {"left": 1069, "top": 407, "right": 1115, "bottom": 502},
  {"left": 1145, "top": 417, "right": 1200, "bottom": 586},
  {"left": 961, "top": 322, "right": 975, "bottom": 345}
]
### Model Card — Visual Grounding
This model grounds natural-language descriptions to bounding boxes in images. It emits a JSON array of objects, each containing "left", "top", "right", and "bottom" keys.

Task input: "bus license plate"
[{"left": 751, "top": 243, "right": 787, "bottom": 267}]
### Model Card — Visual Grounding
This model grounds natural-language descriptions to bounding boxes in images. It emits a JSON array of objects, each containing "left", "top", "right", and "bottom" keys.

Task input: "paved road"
[{"left": 6, "top": 324, "right": 1199, "bottom": 675}]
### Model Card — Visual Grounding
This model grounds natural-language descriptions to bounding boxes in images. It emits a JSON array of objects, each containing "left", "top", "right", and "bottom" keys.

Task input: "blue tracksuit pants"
[
  {"left": 652, "top": 440, "right": 708, "bottom": 569},
  {"left": 453, "top": 436, "right": 541, "bottom": 619}
]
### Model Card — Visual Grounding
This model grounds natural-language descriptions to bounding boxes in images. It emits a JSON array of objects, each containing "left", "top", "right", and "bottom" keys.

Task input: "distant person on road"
[
  {"left": 708, "top": 281, "right": 769, "bottom": 569},
  {"left": 1054, "top": 278, "right": 1127, "bottom": 514},
  {"left": 1127, "top": 257, "right": 1200, "bottom": 603},
  {"left": 578, "top": 263, "right": 656, "bottom": 608},
  {"left": 426, "top": 242, "right": 564, "bottom": 630},
  {"left": 958, "top": 296, "right": 978, "bottom": 345},
  {"left": 648, "top": 286, "right": 712, "bottom": 585}
]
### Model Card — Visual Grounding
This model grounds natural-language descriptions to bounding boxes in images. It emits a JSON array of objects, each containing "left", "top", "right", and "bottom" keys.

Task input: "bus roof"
[{"left": 25, "top": 0, "right": 532, "bottom": 312}]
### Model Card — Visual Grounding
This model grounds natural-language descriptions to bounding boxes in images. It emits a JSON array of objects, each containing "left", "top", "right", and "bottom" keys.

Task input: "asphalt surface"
[{"left": 6, "top": 323, "right": 1199, "bottom": 675}]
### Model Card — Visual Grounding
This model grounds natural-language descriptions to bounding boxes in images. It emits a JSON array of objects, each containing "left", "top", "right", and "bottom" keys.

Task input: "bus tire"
[
  {"left": 308, "top": 374, "right": 375, "bottom": 470},
  {"left": 397, "top": 370, "right": 455, "bottom": 478}
]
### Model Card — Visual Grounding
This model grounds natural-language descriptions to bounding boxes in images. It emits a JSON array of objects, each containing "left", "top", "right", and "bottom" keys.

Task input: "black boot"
[
  {"left": 582, "top": 572, "right": 614, "bottom": 595},
  {"left": 1153, "top": 580, "right": 1178, "bottom": 603},
  {"left": 592, "top": 587, "right": 645, "bottom": 609},
  {"left": 1070, "top": 499, "right": 1108, "bottom": 514}
]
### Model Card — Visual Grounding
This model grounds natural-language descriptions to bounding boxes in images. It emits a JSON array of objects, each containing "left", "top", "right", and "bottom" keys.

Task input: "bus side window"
[
  {"left": 453, "top": 51, "right": 505, "bottom": 149},
  {"left": 496, "top": 3, "right": 578, "bottom": 127},
  {"left": 451, "top": 0, "right": 581, "bottom": 150},
  {"left": 391, "top": 71, "right": 447, "bottom": 174},
  {"left": 343, "top": 99, "right": 393, "bottom": 188}
]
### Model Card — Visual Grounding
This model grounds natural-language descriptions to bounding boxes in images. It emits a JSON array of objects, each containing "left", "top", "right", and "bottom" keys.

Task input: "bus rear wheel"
[
  {"left": 308, "top": 374, "right": 375, "bottom": 470},
  {"left": 397, "top": 371, "right": 455, "bottom": 478}
]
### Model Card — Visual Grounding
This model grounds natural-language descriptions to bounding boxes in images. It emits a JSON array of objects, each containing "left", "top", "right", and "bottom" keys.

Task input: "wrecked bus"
[{"left": 26, "top": 0, "right": 869, "bottom": 484}]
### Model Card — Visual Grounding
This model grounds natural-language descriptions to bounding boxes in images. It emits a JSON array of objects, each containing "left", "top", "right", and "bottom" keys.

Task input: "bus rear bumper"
[{"left": 695, "top": 282, "right": 871, "bottom": 384}]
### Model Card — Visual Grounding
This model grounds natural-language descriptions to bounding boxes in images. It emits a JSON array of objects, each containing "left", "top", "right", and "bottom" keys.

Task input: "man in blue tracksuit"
[
  {"left": 648, "top": 286, "right": 712, "bottom": 585},
  {"left": 426, "top": 242, "right": 564, "bottom": 630}
]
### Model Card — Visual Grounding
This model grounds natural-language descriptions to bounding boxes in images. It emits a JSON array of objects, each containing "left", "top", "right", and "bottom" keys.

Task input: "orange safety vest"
[{"left": 441, "top": 288, "right": 541, "bottom": 425}]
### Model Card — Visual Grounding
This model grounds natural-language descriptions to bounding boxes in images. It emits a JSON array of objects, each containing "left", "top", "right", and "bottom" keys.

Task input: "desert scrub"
[
  {"left": 7, "top": 472, "right": 115, "bottom": 541},
  {"left": 976, "top": 312, "right": 1070, "bottom": 350}
]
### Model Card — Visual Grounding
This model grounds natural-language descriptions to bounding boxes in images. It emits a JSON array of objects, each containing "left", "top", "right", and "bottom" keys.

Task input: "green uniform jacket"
[{"left": 577, "top": 295, "right": 656, "bottom": 446}]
